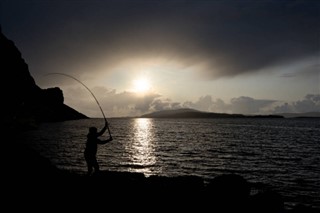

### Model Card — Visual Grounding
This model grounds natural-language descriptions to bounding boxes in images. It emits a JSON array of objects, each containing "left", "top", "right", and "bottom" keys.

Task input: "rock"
[{"left": 1, "top": 30, "right": 88, "bottom": 131}]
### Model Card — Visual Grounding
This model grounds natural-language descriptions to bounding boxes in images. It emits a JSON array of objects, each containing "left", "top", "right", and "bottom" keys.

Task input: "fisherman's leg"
[
  {"left": 85, "top": 154, "right": 94, "bottom": 176},
  {"left": 87, "top": 165, "right": 93, "bottom": 176},
  {"left": 86, "top": 159, "right": 94, "bottom": 176},
  {"left": 92, "top": 158, "right": 100, "bottom": 174}
]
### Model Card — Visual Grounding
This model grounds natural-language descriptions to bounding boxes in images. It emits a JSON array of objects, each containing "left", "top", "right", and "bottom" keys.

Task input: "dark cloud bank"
[{"left": 2, "top": 0, "right": 319, "bottom": 78}]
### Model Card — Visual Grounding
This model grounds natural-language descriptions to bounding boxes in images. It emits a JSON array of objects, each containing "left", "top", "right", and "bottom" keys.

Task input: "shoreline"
[
  {"left": 6, "top": 131, "right": 319, "bottom": 212},
  {"left": 7, "top": 164, "right": 319, "bottom": 212}
]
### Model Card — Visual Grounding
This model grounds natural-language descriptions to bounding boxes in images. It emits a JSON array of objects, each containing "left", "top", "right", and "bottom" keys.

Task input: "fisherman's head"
[{"left": 89, "top": 127, "right": 97, "bottom": 134}]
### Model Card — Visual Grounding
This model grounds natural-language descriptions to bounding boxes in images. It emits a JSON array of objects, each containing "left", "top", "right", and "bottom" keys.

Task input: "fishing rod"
[{"left": 45, "top": 72, "right": 112, "bottom": 137}]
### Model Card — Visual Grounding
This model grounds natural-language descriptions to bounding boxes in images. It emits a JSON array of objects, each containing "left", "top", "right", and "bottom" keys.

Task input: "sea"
[{"left": 21, "top": 117, "right": 320, "bottom": 209}]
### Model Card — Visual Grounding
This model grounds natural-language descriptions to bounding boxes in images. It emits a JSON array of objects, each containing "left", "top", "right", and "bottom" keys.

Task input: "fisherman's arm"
[
  {"left": 97, "top": 121, "right": 108, "bottom": 136},
  {"left": 98, "top": 136, "right": 113, "bottom": 144}
]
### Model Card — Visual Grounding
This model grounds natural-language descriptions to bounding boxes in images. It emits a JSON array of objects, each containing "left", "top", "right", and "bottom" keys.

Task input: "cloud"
[
  {"left": 182, "top": 95, "right": 277, "bottom": 114},
  {"left": 229, "top": 97, "right": 275, "bottom": 114},
  {"left": 279, "top": 59, "right": 320, "bottom": 78},
  {"left": 3, "top": 0, "right": 319, "bottom": 80},
  {"left": 182, "top": 95, "right": 217, "bottom": 112},
  {"left": 63, "top": 83, "right": 319, "bottom": 117},
  {"left": 150, "top": 99, "right": 171, "bottom": 111},
  {"left": 78, "top": 0, "right": 320, "bottom": 79},
  {"left": 185, "top": 95, "right": 320, "bottom": 115},
  {"left": 274, "top": 94, "right": 320, "bottom": 113},
  {"left": 64, "top": 86, "right": 162, "bottom": 117}
]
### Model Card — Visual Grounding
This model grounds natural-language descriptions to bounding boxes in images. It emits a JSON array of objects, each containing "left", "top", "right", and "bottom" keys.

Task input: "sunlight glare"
[
  {"left": 133, "top": 78, "right": 151, "bottom": 93},
  {"left": 127, "top": 118, "right": 157, "bottom": 176}
]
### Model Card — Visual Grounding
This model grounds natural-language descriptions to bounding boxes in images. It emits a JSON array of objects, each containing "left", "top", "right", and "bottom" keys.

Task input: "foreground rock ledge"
[{"left": 6, "top": 169, "right": 318, "bottom": 213}]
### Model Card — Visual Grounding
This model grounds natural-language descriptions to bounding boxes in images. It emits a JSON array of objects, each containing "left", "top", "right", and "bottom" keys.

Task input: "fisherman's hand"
[
  {"left": 110, "top": 136, "right": 113, "bottom": 141},
  {"left": 105, "top": 121, "right": 109, "bottom": 127}
]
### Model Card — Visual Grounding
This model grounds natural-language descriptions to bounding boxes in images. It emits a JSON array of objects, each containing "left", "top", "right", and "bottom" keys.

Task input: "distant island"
[
  {"left": 275, "top": 112, "right": 320, "bottom": 118},
  {"left": 139, "top": 108, "right": 320, "bottom": 119},
  {"left": 140, "top": 108, "right": 285, "bottom": 119}
]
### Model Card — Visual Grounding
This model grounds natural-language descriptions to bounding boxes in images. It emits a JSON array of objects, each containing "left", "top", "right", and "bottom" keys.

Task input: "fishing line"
[{"left": 45, "top": 72, "right": 112, "bottom": 137}]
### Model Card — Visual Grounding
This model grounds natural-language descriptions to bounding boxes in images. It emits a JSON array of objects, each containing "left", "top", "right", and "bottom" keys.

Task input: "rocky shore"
[{"left": 4, "top": 139, "right": 318, "bottom": 213}]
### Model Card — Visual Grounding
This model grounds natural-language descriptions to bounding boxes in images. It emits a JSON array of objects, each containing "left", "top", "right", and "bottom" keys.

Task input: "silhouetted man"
[{"left": 84, "top": 121, "right": 112, "bottom": 176}]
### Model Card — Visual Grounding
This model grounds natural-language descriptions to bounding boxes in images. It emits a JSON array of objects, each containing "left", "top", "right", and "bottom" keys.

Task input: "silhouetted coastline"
[
  {"left": 139, "top": 108, "right": 285, "bottom": 119},
  {"left": 138, "top": 108, "right": 320, "bottom": 120}
]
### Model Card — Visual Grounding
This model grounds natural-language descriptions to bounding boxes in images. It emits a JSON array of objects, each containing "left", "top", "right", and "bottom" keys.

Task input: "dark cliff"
[
  {"left": 1, "top": 31, "right": 88, "bottom": 130},
  {"left": 1, "top": 30, "right": 88, "bottom": 183}
]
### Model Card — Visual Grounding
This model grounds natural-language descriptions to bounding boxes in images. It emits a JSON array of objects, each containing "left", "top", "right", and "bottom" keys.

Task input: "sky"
[{"left": 1, "top": 0, "right": 319, "bottom": 118}]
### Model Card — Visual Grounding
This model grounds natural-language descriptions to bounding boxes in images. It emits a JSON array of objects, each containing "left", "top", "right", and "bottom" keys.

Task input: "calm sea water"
[{"left": 22, "top": 118, "right": 320, "bottom": 209}]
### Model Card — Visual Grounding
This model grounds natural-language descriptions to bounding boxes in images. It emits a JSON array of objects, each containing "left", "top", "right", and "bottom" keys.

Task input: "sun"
[{"left": 133, "top": 78, "right": 151, "bottom": 93}]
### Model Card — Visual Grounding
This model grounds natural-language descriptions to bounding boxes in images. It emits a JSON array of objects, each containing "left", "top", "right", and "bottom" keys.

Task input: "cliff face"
[{"left": 1, "top": 31, "right": 88, "bottom": 130}]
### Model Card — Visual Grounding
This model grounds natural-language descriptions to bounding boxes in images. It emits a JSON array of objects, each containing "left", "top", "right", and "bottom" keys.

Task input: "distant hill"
[
  {"left": 275, "top": 112, "right": 320, "bottom": 118},
  {"left": 140, "top": 108, "right": 284, "bottom": 119}
]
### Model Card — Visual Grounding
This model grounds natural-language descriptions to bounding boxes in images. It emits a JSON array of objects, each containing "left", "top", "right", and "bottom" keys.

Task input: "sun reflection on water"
[{"left": 127, "top": 118, "right": 157, "bottom": 176}]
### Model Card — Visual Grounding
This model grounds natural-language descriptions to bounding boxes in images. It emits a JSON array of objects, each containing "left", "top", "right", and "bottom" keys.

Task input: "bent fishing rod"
[{"left": 45, "top": 72, "right": 112, "bottom": 137}]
